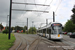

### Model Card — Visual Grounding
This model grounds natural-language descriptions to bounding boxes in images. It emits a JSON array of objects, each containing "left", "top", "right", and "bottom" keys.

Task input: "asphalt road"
[
  {"left": 9, "top": 33, "right": 75, "bottom": 50},
  {"left": 9, "top": 33, "right": 39, "bottom": 50},
  {"left": 62, "top": 35, "right": 75, "bottom": 46}
]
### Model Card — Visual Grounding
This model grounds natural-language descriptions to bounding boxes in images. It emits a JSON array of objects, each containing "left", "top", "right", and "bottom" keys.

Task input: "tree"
[
  {"left": 0, "top": 24, "right": 4, "bottom": 30},
  {"left": 72, "top": 7, "right": 75, "bottom": 14},
  {"left": 15, "top": 26, "right": 23, "bottom": 30},
  {"left": 29, "top": 27, "right": 36, "bottom": 34},
  {"left": 63, "top": 20, "right": 74, "bottom": 32},
  {"left": 24, "top": 26, "right": 27, "bottom": 30},
  {"left": 2, "top": 29, "right": 9, "bottom": 34},
  {"left": 71, "top": 14, "right": 75, "bottom": 24},
  {"left": 64, "top": 5, "right": 75, "bottom": 32},
  {"left": 71, "top": 5, "right": 75, "bottom": 24},
  {"left": 23, "top": 26, "right": 27, "bottom": 32},
  {"left": 11, "top": 27, "right": 15, "bottom": 30}
]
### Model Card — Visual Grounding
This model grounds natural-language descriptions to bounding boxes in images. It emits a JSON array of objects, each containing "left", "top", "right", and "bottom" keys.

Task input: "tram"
[{"left": 37, "top": 22, "right": 63, "bottom": 40}]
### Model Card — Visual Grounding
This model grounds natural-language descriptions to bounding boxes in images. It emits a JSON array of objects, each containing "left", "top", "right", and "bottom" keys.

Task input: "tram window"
[
  {"left": 53, "top": 26, "right": 62, "bottom": 34},
  {"left": 47, "top": 29, "right": 51, "bottom": 34},
  {"left": 52, "top": 27, "right": 54, "bottom": 30}
]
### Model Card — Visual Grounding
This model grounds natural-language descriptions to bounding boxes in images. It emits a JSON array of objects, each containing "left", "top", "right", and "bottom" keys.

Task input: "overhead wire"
[
  {"left": 21, "top": 0, "right": 27, "bottom": 17},
  {"left": 19, "top": 0, "right": 27, "bottom": 19},
  {"left": 44, "top": 0, "right": 47, "bottom": 4},
  {"left": 18, "top": 0, "right": 27, "bottom": 26},
  {"left": 24, "top": 0, "right": 27, "bottom": 10},
  {"left": 38, "top": 0, "right": 47, "bottom": 16},
  {"left": 34, "top": 0, "right": 37, "bottom": 9},
  {"left": 45, "top": 0, "right": 53, "bottom": 10},
  {"left": 55, "top": 0, "right": 62, "bottom": 12},
  {"left": 37, "top": 0, "right": 53, "bottom": 17},
  {"left": 34, "top": 0, "right": 48, "bottom": 16}
]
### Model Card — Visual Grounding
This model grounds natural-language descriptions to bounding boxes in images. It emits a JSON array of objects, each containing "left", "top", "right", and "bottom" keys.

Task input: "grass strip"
[{"left": 0, "top": 33, "right": 15, "bottom": 50}]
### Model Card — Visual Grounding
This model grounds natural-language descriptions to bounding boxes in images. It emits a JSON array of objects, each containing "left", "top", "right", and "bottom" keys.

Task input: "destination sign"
[{"left": 51, "top": 23, "right": 62, "bottom": 26}]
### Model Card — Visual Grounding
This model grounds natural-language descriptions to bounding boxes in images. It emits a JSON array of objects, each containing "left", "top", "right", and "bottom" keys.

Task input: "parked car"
[
  {"left": 67, "top": 32, "right": 72, "bottom": 36},
  {"left": 62, "top": 32, "right": 66, "bottom": 34},
  {"left": 69, "top": 32, "right": 75, "bottom": 38},
  {"left": 63, "top": 32, "right": 67, "bottom": 34}
]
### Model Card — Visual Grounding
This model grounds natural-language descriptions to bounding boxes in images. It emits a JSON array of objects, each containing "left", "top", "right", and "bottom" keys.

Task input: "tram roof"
[{"left": 38, "top": 22, "right": 62, "bottom": 30}]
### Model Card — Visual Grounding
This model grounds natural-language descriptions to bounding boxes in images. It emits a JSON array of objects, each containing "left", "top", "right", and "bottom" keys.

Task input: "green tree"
[
  {"left": 0, "top": 24, "right": 4, "bottom": 30},
  {"left": 11, "top": 27, "right": 15, "bottom": 30},
  {"left": 63, "top": 20, "right": 74, "bottom": 32},
  {"left": 72, "top": 7, "right": 75, "bottom": 14},
  {"left": 29, "top": 27, "right": 36, "bottom": 34},
  {"left": 24, "top": 26, "right": 27, "bottom": 30},
  {"left": 15, "top": 26, "right": 23, "bottom": 30},
  {"left": 64, "top": 5, "right": 75, "bottom": 32},
  {"left": 71, "top": 5, "right": 75, "bottom": 24},
  {"left": 23, "top": 26, "right": 27, "bottom": 33},
  {"left": 71, "top": 14, "right": 75, "bottom": 24},
  {"left": 2, "top": 29, "right": 9, "bottom": 34}
]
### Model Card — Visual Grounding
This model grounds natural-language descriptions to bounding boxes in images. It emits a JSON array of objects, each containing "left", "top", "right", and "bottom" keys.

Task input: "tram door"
[
  {"left": 48, "top": 28, "right": 51, "bottom": 39},
  {"left": 43, "top": 29, "right": 46, "bottom": 37}
]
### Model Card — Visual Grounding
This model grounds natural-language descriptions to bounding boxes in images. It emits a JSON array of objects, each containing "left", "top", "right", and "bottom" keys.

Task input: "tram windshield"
[
  {"left": 51, "top": 23, "right": 62, "bottom": 34},
  {"left": 53, "top": 26, "right": 62, "bottom": 34}
]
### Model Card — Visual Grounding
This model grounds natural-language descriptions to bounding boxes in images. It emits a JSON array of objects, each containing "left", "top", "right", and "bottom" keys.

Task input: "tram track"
[
  {"left": 16, "top": 36, "right": 27, "bottom": 50},
  {"left": 13, "top": 34, "right": 27, "bottom": 50},
  {"left": 9, "top": 33, "right": 75, "bottom": 50},
  {"left": 41, "top": 37, "right": 75, "bottom": 50},
  {"left": 35, "top": 36, "right": 75, "bottom": 50},
  {"left": 9, "top": 33, "right": 37, "bottom": 50},
  {"left": 28, "top": 36, "right": 40, "bottom": 50},
  {"left": 27, "top": 35, "right": 75, "bottom": 50},
  {"left": 17, "top": 34, "right": 39, "bottom": 50}
]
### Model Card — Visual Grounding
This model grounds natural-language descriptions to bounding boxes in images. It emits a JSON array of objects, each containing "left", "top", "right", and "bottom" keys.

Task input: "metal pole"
[
  {"left": 9, "top": 0, "right": 12, "bottom": 39},
  {"left": 6, "top": 15, "right": 8, "bottom": 34},
  {"left": 42, "top": 29, "right": 43, "bottom": 37},
  {"left": 6, "top": 15, "right": 9, "bottom": 29},
  {"left": 45, "top": 19, "right": 48, "bottom": 37},
  {"left": 49, "top": 30, "right": 51, "bottom": 40},
  {"left": 27, "top": 18, "right": 28, "bottom": 34},
  {"left": 7, "top": 15, "right": 9, "bottom": 26},
  {"left": 53, "top": 11, "right": 55, "bottom": 22},
  {"left": 32, "top": 21, "right": 33, "bottom": 34}
]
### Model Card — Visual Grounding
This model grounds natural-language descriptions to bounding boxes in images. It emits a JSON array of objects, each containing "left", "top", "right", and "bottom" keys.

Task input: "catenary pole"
[
  {"left": 9, "top": 0, "right": 12, "bottom": 39},
  {"left": 45, "top": 19, "right": 48, "bottom": 37},
  {"left": 53, "top": 11, "right": 55, "bottom": 22},
  {"left": 27, "top": 18, "right": 28, "bottom": 34}
]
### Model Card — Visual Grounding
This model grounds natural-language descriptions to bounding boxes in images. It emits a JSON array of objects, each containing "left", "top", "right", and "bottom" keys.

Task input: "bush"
[{"left": 2, "top": 29, "right": 9, "bottom": 34}]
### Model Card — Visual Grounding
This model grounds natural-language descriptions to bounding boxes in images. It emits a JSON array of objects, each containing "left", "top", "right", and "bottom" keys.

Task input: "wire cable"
[
  {"left": 37, "top": 0, "right": 53, "bottom": 17},
  {"left": 44, "top": 0, "right": 47, "bottom": 4},
  {"left": 55, "top": 0, "right": 62, "bottom": 12},
  {"left": 24, "top": 0, "right": 27, "bottom": 10},
  {"left": 45, "top": 0, "right": 53, "bottom": 10},
  {"left": 34, "top": 0, "right": 37, "bottom": 9}
]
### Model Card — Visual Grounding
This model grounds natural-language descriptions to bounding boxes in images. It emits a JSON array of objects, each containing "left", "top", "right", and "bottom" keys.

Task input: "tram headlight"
[{"left": 58, "top": 34, "right": 60, "bottom": 37}]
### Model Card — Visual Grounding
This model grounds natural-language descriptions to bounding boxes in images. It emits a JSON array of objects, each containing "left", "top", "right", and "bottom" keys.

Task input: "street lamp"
[
  {"left": 6, "top": 15, "right": 9, "bottom": 29},
  {"left": 6, "top": 15, "right": 9, "bottom": 34},
  {"left": 32, "top": 21, "right": 34, "bottom": 34}
]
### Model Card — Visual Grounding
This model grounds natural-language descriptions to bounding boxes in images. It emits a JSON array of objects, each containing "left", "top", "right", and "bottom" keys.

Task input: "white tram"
[{"left": 37, "top": 22, "right": 63, "bottom": 40}]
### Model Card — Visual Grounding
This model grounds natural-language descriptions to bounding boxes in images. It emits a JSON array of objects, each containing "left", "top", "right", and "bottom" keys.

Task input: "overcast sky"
[{"left": 0, "top": 0, "right": 75, "bottom": 29}]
